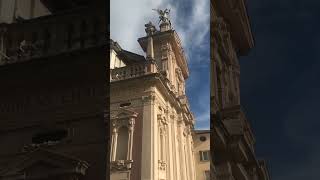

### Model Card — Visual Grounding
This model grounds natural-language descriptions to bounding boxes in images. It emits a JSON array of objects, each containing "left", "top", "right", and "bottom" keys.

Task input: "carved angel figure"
[{"left": 152, "top": 8, "right": 171, "bottom": 25}]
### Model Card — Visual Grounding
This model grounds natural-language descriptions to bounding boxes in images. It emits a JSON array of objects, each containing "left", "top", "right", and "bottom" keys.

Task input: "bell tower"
[{"left": 138, "top": 9, "right": 189, "bottom": 97}]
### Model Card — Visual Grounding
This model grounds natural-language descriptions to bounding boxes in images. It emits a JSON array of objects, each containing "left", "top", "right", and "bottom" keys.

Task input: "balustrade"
[
  {"left": 110, "top": 62, "right": 157, "bottom": 81},
  {"left": 0, "top": 10, "right": 106, "bottom": 65}
]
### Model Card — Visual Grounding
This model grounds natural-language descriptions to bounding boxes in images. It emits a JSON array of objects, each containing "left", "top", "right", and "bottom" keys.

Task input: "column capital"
[{"left": 142, "top": 93, "right": 156, "bottom": 103}]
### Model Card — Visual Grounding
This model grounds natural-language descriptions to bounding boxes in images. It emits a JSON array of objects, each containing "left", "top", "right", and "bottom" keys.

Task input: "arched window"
[{"left": 116, "top": 126, "right": 129, "bottom": 160}]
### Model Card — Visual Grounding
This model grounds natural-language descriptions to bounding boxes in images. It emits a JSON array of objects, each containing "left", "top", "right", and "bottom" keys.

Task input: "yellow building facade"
[{"left": 194, "top": 130, "right": 211, "bottom": 180}]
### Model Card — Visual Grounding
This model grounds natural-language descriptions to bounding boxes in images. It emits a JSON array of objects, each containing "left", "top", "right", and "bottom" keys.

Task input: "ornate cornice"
[{"left": 111, "top": 108, "right": 138, "bottom": 130}]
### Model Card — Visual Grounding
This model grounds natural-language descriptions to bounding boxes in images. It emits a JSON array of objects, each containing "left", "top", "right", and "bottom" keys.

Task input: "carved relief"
[
  {"left": 158, "top": 114, "right": 168, "bottom": 126},
  {"left": 110, "top": 160, "right": 133, "bottom": 171},
  {"left": 213, "top": 17, "right": 236, "bottom": 63},
  {"left": 158, "top": 160, "right": 166, "bottom": 171}
]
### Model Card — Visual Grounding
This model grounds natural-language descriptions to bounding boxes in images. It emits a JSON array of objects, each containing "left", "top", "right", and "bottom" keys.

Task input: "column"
[
  {"left": 178, "top": 122, "right": 187, "bottom": 180},
  {"left": 167, "top": 109, "right": 175, "bottom": 180},
  {"left": 127, "top": 118, "right": 135, "bottom": 160},
  {"left": 173, "top": 114, "right": 181, "bottom": 180},
  {"left": 111, "top": 127, "right": 118, "bottom": 161},
  {"left": 141, "top": 93, "right": 158, "bottom": 180},
  {"left": 146, "top": 36, "right": 154, "bottom": 60},
  {"left": 186, "top": 133, "right": 196, "bottom": 180}
]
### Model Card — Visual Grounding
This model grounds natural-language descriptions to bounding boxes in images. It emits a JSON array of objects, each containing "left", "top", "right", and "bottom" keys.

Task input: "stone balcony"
[
  {"left": 0, "top": 7, "right": 106, "bottom": 65},
  {"left": 221, "top": 105, "right": 255, "bottom": 153},
  {"left": 110, "top": 62, "right": 157, "bottom": 82}
]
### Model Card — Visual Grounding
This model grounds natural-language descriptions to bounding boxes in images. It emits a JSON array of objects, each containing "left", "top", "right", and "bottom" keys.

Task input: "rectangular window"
[{"left": 200, "top": 150, "right": 210, "bottom": 161}]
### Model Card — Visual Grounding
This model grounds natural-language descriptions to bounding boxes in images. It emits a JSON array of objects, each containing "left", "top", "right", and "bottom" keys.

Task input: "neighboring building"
[
  {"left": 0, "top": 1, "right": 107, "bottom": 180},
  {"left": 110, "top": 16, "right": 197, "bottom": 180},
  {"left": 194, "top": 130, "right": 210, "bottom": 180},
  {"left": 211, "top": 0, "right": 270, "bottom": 180}
]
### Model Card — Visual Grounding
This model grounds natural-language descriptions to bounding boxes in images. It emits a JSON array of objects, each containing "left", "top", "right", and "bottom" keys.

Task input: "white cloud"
[
  {"left": 111, "top": 0, "right": 210, "bottom": 130},
  {"left": 110, "top": 0, "right": 209, "bottom": 57},
  {"left": 110, "top": 0, "right": 165, "bottom": 53}
]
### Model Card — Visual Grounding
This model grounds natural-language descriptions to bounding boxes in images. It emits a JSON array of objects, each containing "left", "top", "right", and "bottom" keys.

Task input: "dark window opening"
[
  {"left": 200, "top": 136, "right": 207, "bottom": 142},
  {"left": 120, "top": 102, "right": 131, "bottom": 107},
  {"left": 32, "top": 129, "right": 68, "bottom": 144},
  {"left": 200, "top": 150, "right": 210, "bottom": 161}
]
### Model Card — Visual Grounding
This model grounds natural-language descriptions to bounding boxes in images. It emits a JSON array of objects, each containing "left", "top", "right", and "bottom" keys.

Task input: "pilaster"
[
  {"left": 166, "top": 107, "right": 174, "bottom": 180},
  {"left": 177, "top": 117, "right": 187, "bottom": 180},
  {"left": 141, "top": 92, "right": 158, "bottom": 180},
  {"left": 172, "top": 112, "right": 181, "bottom": 180}
]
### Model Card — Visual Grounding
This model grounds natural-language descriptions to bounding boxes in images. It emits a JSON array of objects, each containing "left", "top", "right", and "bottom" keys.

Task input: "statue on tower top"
[{"left": 152, "top": 8, "right": 171, "bottom": 25}]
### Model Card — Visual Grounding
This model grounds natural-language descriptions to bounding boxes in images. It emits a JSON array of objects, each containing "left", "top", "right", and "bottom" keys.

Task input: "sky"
[
  {"left": 241, "top": 0, "right": 320, "bottom": 179},
  {"left": 110, "top": 0, "right": 210, "bottom": 130}
]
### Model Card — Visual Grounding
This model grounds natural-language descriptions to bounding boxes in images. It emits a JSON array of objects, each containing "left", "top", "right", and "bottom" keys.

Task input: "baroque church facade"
[
  {"left": 211, "top": 0, "right": 270, "bottom": 180},
  {"left": 110, "top": 17, "right": 199, "bottom": 180}
]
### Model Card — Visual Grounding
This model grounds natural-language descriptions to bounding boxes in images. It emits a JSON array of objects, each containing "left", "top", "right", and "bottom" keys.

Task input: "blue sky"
[
  {"left": 110, "top": 0, "right": 210, "bottom": 130},
  {"left": 241, "top": 0, "right": 320, "bottom": 179}
]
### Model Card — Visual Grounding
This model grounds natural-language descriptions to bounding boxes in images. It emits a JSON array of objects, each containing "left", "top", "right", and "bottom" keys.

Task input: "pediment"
[
  {"left": 0, "top": 148, "right": 89, "bottom": 179},
  {"left": 114, "top": 108, "right": 138, "bottom": 119}
]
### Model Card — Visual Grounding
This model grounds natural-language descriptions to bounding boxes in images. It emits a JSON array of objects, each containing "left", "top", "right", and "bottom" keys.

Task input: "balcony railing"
[
  {"left": 110, "top": 62, "right": 157, "bottom": 82},
  {"left": 0, "top": 7, "right": 106, "bottom": 65}
]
